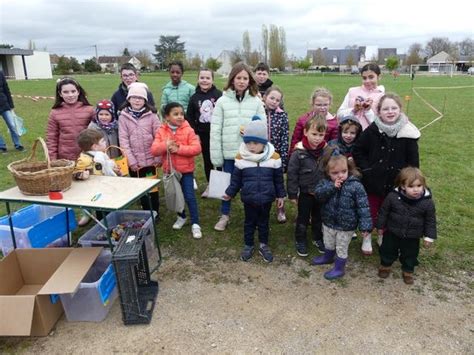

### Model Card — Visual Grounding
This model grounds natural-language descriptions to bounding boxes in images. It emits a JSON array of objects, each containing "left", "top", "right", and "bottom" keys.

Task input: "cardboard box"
[{"left": 0, "top": 247, "right": 102, "bottom": 336}]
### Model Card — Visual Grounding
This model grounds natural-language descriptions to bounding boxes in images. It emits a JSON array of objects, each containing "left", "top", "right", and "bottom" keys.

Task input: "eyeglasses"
[{"left": 122, "top": 73, "right": 136, "bottom": 78}]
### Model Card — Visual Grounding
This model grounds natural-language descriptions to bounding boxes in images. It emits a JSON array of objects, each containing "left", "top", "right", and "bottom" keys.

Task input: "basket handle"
[
  {"left": 106, "top": 145, "right": 127, "bottom": 158},
  {"left": 28, "top": 137, "right": 51, "bottom": 168}
]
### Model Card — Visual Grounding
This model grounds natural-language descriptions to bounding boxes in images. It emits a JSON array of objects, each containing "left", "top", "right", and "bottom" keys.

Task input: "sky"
[{"left": 0, "top": 0, "right": 472, "bottom": 62}]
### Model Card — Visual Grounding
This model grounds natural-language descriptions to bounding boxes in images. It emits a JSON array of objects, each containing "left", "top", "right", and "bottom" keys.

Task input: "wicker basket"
[{"left": 7, "top": 137, "right": 75, "bottom": 195}]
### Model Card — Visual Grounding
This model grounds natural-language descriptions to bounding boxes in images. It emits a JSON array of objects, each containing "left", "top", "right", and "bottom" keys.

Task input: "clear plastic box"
[
  {"left": 59, "top": 250, "right": 118, "bottom": 322},
  {"left": 77, "top": 210, "right": 157, "bottom": 261},
  {"left": 0, "top": 204, "right": 76, "bottom": 256}
]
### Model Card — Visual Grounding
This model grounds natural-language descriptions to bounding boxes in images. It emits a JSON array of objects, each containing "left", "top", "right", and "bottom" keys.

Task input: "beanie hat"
[
  {"left": 95, "top": 99, "right": 115, "bottom": 118},
  {"left": 243, "top": 115, "right": 268, "bottom": 145},
  {"left": 127, "top": 82, "right": 148, "bottom": 101}
]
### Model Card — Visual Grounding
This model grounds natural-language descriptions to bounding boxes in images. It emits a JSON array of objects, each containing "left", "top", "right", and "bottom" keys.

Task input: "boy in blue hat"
[{"left": 224, "top": 116, "right": 286, "bottom": 263}]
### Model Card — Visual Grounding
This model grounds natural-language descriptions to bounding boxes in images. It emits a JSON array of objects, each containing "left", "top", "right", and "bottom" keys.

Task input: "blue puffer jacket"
[
  {"left": 225, "top": 150, "right": 286, "bottom": 205},
  {"left": 315, "top": 175, "right": 372, "bottom": 232}
]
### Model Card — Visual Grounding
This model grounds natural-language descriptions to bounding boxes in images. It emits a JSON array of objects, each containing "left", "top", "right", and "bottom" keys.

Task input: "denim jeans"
[
  {"left": 178, "top": 172, "right": 199, "bottom": 225},
  {"left": 0, "top": 109, "right": 22, "bottom": 149},
  {"left": 243, "top": 202, "right": 272, "bottom": 246},
  {"left": 220, "top": 159, "right": 235, "bottom": 215}
]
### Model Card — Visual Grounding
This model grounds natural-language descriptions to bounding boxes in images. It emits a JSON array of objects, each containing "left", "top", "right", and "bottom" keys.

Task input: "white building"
[
  {"left": 216, "top": 50, "right": 234, "bottom": 77},
  {"left": 0, "top": 48, "right": 52, "bottom": 80}
]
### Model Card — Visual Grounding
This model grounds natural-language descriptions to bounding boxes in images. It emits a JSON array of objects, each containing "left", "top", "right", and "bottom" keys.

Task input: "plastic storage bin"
[
  {"left": 78, "top": 210, "right": 157, "bottom": 260},
  {"left": 112, "top": 228, "right": 158, "bottom": 325},
  {"left": 0, "top": 204, "right": 76, "bottom": 256},
  {"left": 60, "top": 250, "right": 118, "bottom": 322}
]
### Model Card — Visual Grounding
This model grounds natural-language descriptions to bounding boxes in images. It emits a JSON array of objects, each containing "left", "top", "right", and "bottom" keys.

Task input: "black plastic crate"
[{"left": 112, "top": 228, "right": 159, "bottom": 325}]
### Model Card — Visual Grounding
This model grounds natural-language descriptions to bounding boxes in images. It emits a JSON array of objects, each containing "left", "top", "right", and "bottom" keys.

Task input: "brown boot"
[
  {"left": 402, "top": 272, "right": 414, "bottom": 285},
  {"left": 378, "top": 265, "right": 391, "bottom": 279}
]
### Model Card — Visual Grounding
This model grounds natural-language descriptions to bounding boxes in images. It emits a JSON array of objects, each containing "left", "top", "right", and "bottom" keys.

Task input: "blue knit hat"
[{"left": 243, "top": 116, "right": 268, "bottom": 144}]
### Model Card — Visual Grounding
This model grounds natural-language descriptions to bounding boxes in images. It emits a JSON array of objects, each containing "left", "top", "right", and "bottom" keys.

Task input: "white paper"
[{"left": 207, "top": 170, "right": 231, "bottom": 200}]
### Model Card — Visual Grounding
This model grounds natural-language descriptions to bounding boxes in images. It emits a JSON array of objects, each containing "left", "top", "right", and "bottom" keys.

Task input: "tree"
[
  {"left": 154, "top": 35, "right": 186, "bottom": 69},
  {"left": 55, "top": 56, "right": 71, "bottom": 75},
  {"left": 424, "top": 37, "right": 453, "bottom": 57},
  {"left": 406, "top": 43, "right": 424, "bottom": 65},
  {"left": 83, "top": 58, "right": 102, "bottom": 72},
  {"left": 205, "top": 57, "right": 222, "bottom": 72},
  {"left": 261, "top": 25, "right": 268, "bottom": 64},
  {"left": 0, "top": 44, "right": 14, "bottom": 48},
  {"left": 345, "top": 52, "right": 356, "bottom": 68},
  {"left": 248, "top": 51, "right": 261, "bottom": 67},
  {"left": 295, "top": 58, "right": 311, "bottom": 72},
  {"left": 135, "top": 49, "right": 152, "bottom": 70},
  {"left": 458, "top": 38, "right": 474, "bottom": 56},
  {"left": 242, "top": 30, "right": 251, "bottom": 64},
  {"left": 230, "top": 48, "right": 243, "bottom": 65},
  {"left": 28, "top": 40, "right": 36, "bottom": 50},
  {"left": 122, "top": 48, "right": 131, "bottom": 56},
  {"left": 385, "top": 56, "right": 399, "bottom": 72},
  {"left": 187, "top": 53, "right": 203, "bottom": 70},
  {"left": 69, "top": 57, "right": 82, "bottom": 72},
  {"left": 268, "top": 24, "right": 286, "bottom": 71},
  {"left": 313, "top": 48, "right": 327, "bottom": 66}
]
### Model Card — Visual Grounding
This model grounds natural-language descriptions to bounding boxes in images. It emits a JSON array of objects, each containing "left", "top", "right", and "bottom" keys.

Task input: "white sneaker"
[
  {"left": 78, "top": 214, "right": 91, "bottom": 227},
  {"left": 214, "top": 215, "right": 230, "bottom": 231},
  {"left": 361, "top": 235, "right": 373, "bottom": 255},
  {"left": 201, "top": 185, "right": 209, "bottom": 198},
  {"left": 172, "top": 216, "right": 187, "bottom": 230},
  {"left": 193, "top": 178, "right": 198, "bottom": 190},
  {"left": 377, "top": 234, "right": 383, "bottom": 247},
  {"left": 191, "top": 224, "right": 202, "bottom": 239}
]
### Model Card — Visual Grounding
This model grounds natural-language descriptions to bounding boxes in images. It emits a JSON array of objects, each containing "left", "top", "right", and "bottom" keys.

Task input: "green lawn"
[{"left": 1, "top": 72, "right": 473, "bottom": 272}]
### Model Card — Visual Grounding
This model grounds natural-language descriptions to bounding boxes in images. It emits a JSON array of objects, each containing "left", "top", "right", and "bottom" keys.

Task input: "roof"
[
  {"left": 0, "top": 48, "right": 34, "bottom": 56},
  {"left": 427, "top": 51, "right": 450, "bottom": 63},
  {"left": 307, "top": 48, "right": 362, "bottom": 65},
  {"left": 98, "top": 56, "right": 132, "bottom": 64}
]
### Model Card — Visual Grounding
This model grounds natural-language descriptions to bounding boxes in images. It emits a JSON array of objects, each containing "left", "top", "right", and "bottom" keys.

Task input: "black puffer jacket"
[
  {"left": 353, "top": 120, "right": 420, "bottom": 197},
  {"left": 0, "top": 71, "right": 14, "bottom": 113},
  {"left": 376, "top": 188, "right": 437, "bottom": 240},
  {"left": 286, "top": 142, "right": 326, "bottom": 200}
]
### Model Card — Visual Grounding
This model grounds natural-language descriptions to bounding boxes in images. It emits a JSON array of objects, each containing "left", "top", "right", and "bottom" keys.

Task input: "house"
[
  {"left": 216, "top": 50, "right": 234, "bottom": 76},
  {"left": 98, "top": 56, "right": 142, "bottom": 73},
  {"left": 427, "top": 51, "right": 472, "bottom": 71},
  {"left": 307, "top": 47, "right": 365, "bottom": 70},
  {"left": 378, "top": 48, "right": 397, "bottom": 64},
  {"left": 0, "top": 48, "right": 52, "bottom": 80}
]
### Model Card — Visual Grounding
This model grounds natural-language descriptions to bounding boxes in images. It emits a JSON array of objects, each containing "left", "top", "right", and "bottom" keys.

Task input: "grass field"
[{"left": 1, "top": 72, "right": 473, "bottom": 272}]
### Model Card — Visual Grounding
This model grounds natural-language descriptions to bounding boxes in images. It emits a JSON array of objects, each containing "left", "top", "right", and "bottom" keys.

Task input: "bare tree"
[
  {"left": 458, "top": 38, "right": 474, "bottom": 56},
  {"left": 242, "top": 31, "right": 251, "bottom": 64},
  {"left": 406, "top": 43, "right": 424, "bottom": 65},
  {"left": 268, "top": 25, "right": 287, "bottom": 71},
  {"left": 261, "top": 25, "right": 268, "bottom": 64},
  {"left": 135, "top": 49, "right": 152, "bottom": 70},
  {"left": 248, "top": 50, "right": 261, "bottom": 67},
  {"left": 313, "top": 48, "right": 327, "bottom": 66},
  {"left": 424, "top": 37, "right": 453, "bottom": 57}
]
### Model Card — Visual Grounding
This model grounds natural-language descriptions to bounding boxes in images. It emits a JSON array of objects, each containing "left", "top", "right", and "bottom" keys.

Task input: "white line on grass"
[{"left": 412, "top": 85, "right": 474, "bottom": 131}]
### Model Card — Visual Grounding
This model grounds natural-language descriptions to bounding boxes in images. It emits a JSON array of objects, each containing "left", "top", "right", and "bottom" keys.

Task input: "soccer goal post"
[{"left": 411, "top": 64, "right": 454, "bottom": 78}]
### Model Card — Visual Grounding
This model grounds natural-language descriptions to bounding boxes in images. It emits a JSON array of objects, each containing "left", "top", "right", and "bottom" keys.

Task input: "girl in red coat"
[
  {"left": 151, "top": 102, "right": 203, "bottom": 239},
  {"left": 46, "top": 77, "right": 94, "bottom": 161}
]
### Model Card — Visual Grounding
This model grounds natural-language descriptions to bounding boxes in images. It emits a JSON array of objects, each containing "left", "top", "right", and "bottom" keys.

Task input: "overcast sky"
[{"left": 0, "top": 0, "right": 472, "bottom": 61}]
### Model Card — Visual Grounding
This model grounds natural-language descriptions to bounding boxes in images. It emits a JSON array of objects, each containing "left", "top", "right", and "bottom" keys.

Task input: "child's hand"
[
  {"left": 222, "top": 194, "right": 231, "bottom": 201},
  {"left": 334, "top": 178, "right": 344, "bottom": 189},
  {"left": 276, "top": 198, "right": 285, "bottom": 209},
  {"left": 363, "top": 98, "right": 373, "bottom": 110},
  {"left": 113, "top": 165, "right": 121, "bottom": 174},
  {"left": 290, "top": 198, "right": 298, "bottom": 205},
  {"left": 129, "top": 164, "right": 139, "bottom": 172},
  {"left": 423, "top": 240, "right": 433, "bottom": 248}
]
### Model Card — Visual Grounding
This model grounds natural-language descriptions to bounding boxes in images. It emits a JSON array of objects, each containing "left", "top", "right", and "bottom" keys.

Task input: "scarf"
[
  {"left": 302, "top": 136, "right": 327, "bottom": 159},
  {"left": 239, "top": 142, "right": 275, "bottom": 163},
  {"left": 87, "top": 151, "right": 117, "bottom": 177},
  {"left": 374, "top": 114, "right": 408, "bottom": 137},
  {"left": 93, "top": 116, "right": 118, "bottom": 134},
  {"left": 127, "top": 106, "right": 147, "bottom": 120}
]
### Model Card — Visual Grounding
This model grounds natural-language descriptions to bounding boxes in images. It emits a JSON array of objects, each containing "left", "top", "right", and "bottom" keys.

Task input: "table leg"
[
  {"left": 146, "top": 192, "right": 161, "bottom": 271},
  {"left": 6, "top": 202, "right": 16, "bottom": 249}
]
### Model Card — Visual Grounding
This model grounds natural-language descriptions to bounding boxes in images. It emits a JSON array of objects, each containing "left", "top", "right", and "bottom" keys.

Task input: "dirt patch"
[{"left": 3, "top": 255, "right": 473, "bottom": 354}]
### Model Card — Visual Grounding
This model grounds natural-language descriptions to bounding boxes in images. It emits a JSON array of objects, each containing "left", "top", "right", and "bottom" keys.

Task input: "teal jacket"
[
  {"left": 210, "top": 89, "right": 266, "bottom": 167},
  {"left": 160, "top": 80, "right": 195, "bottom": 112}
]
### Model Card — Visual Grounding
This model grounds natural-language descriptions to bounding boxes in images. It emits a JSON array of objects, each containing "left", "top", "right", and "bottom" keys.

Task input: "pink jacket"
[
  {"left": 46, "top": 102, "right": 94, "bottom": 160},
  {"left": 118, "top": 109, "right": 161, "bottom": 168},
  {"left": 337, "top": 85, "right": 385, "bottom": 130},
  {"left": 289, "top": 111, "right": 338, "bottom": 155},
  {"left": 151, "top": 120, "right": 201, "bottom": 174}
]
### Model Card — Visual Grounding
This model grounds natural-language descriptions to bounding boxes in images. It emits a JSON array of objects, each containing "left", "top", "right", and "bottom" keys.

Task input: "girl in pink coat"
[
  {"left": 337, "top": 63, "right": 385, "bottom": 130},
  {"left": 151, "top": 102, "right": 202, "bottom": 239},
  {"left": 118, "top": 82, "right": 161, "bottom": 216}
]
